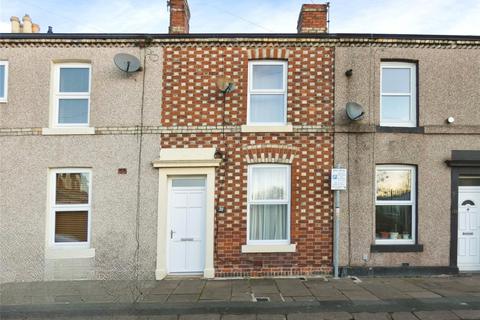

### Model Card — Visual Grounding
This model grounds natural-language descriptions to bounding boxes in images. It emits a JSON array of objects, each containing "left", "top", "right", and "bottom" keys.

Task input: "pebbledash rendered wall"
[
  {"left": 334, "top": 40, "right": 480, "bottom": 273},
  {"left": 0, "top": 39, "right": 163, "bottom": 283},
  {"left": 161, "top": 43, "right": 335, "bottom": 277}
]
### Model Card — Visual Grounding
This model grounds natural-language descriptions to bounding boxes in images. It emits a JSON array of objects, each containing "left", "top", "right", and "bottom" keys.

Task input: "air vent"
[{"left": 255, "top": 296, "right": 270, "bottom": 302}]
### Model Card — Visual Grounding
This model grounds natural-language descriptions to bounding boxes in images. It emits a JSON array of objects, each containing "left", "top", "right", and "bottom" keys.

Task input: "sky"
[{"left": 0, "top": 0, "right": 479, "bottom": 35}]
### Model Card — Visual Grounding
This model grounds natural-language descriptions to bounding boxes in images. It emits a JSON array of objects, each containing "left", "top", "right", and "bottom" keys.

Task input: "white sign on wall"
[{"left": 331, "top": 168, "right": 347, "bottom": 190}]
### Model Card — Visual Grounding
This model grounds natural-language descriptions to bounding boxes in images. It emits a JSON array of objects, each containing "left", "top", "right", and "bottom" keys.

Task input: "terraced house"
[
  {"left": 0, "top": 2, "right": 335, "bottom": 282},
  {"left": 334, "top": 34, "right": 480, "bottom": 275},
  {"left": 1, "top": 1, "right": 480, "bottom": 283}
]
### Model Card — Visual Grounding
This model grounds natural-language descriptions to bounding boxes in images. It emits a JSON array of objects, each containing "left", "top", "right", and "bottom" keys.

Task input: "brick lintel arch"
[
  {"left": 247, "top": 47, "right": 290, "bottom": 60},
  {"left": 243, "top": 144, "right": 297, "bottom": 164}
]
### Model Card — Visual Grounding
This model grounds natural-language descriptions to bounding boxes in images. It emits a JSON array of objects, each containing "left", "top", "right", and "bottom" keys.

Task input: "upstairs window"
[
  {"left": 380, "top": 62, "right": 416, "bottom": 127},
  {"left": 248, "top": 61, "right": 287, "bottom": 125},
  {"left": 0, "top": 61, "right": 8, "bottom": 102},
  {"left": 53, "top": 63, "right": 91, "bottom": 127},
  {"left": 375, "top": 165, "right": 416, "bottom": 245},
  {"left": 247, "top": 164, "right": 290, "bottom": 244}
]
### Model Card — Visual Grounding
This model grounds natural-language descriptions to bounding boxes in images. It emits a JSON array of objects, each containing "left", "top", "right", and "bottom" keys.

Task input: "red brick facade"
[{"left": 161, "top": 43, "right": 335, "bottom": 277}]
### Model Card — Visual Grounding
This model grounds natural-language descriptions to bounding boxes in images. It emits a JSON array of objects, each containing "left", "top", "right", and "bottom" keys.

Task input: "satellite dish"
[
  {"left": 346, "top": 102, "right": 365, "bottom": 121},
  {"left": 215, "top": 77, "right": 236, "bottom": 93},
  {"left": 114, "top": 53, "right": 141, "bottom": 73}
]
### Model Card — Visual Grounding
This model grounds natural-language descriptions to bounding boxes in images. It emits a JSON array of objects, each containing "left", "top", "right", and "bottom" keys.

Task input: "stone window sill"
[
  {"left": 42, "top": 127, "right": 95, "bottom": 135},
  {"left": 370, "top": 244, "right": 424, "bottom": 253},
  {"left": 241, "top": 244, "right": 296, "bottom": 253},
  {"left": 376, "top": 126, "right": 424, "bottom": 134},
  {"left": 45, "top": 248, "right": 95, "bottom": 259},
  {"left": 241, "top": 124, "right": 293, "bottom": 133}
]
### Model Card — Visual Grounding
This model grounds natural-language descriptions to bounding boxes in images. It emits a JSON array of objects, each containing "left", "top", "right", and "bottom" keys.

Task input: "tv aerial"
[{"left": 114, "top": 53, "right": 141, "bottom": 73}]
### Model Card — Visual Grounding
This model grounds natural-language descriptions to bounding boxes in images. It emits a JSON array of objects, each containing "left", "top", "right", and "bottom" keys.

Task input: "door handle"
[
  {"left": 170, "top": 230, "right": 175, "bottom": 239},
  {"left": 180, "top": 238, "right": 194, "bottom": 241},
  {"left": 463, "top": 232, "right": 474, "bottom": 236}
]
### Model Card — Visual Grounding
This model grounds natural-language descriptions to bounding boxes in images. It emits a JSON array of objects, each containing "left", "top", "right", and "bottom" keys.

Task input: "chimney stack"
[
  {"left": 168, "top": 0, "right": 190, "bottom": 34},
  {"left": 10, "top": 14, "right": 41, "bottom": 33},
  {"left": 297, "top": 3, "right": 328, "bottom": 33}
]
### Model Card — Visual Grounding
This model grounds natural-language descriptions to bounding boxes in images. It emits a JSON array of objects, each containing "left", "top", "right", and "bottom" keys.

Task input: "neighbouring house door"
[
  {"left": 458, "top": 186, "right": 480, "bottom": 271},
  {"left": 168, "top": 177, "right": 206, "bottom": 274}
]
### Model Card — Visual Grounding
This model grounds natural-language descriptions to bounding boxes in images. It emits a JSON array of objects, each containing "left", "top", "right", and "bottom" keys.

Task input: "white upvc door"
[
  {"left": 458, "top": 187, "right": 480, "bottom": 271},
  {"left": 168, "top": 177, "right": 206, "bottom": 274}
]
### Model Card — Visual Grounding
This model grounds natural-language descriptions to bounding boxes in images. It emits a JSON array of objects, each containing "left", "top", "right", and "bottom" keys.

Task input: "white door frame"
[
  {"left": 167, "top": 176, "right": 206, "bottom": 274},
  {"left": 154, "top": 166, "right": 217, "bottom": 279},
  {"left": 458, "top": 186, "right": 480, "bottom": 271}
]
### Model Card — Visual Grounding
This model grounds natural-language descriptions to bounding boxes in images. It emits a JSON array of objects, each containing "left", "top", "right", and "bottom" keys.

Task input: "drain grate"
[{"left": 255, "top": 296, "right": 270, "bottom": 302}]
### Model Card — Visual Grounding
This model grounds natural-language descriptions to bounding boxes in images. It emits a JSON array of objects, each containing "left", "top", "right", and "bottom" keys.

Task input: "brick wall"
[{"left": 161, "top": 43, "right": 335, "bottom": 277}]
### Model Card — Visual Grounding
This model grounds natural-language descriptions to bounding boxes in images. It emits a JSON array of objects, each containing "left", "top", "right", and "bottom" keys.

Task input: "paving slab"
[
  {"left": 341, "top": 289, "right": 381, "bottom": 301},
  {"left": 148, "top": 280, "right": 180, "bottom": 295},
  {"left": 382, "top": 279, "right": 425, "bottom": 292},
  {"left": 140, "top": 294, "right": 169, "bottom": 303},
  {"left": 288, "top": 311, "right": 353, "bottom": 320},
  {"left": 391, "top": 312, "right": 418, "bottom": 320},
  {"left": 222, "top": 315, "right": 256, "bottom": 320},
  {"left": 359, "top": 284, "right": 410, "bottom": 300},
  {"left": 275, "top": 279, "right": 311, "bottom": 297},
  {"left": 290, "top": 295, "right": 317, "bottom": 302},
  {"left": 451, "top": 309, "right": 480, "bottom": 320},
  {"left": 167, "top": 294, "right": 199, "bottom": 303},
  {"left": 257, "top": 314, "right": 286, "bottom": 320},
  {"left": 414, "top": 310, "right": 459, "bottom": 320},
  {"left": 200, "top": 281, "right": 231, "bottom": 301},
  {"left": 174, "top": 280, "right": 206, "bottom": 295},
  {"left": 353, "top": 312, "right": 391, "bottom": 320},
  {"left": 180, "top": 314, "right": 220, "bottom": 320},
  {"left": 405, "top": 291, "right": 442, "bottom": 299},
  {"left": 331, "top": 279, "right": 359, "bottom": 290},
  {"left": 230, "top": 292, "right": 253, "bottom": 302},
  {"left": 139, "top": 316, "right": 179, "bottom": 320},
  {"left": 53, "top": 295, "right": 84, "bottom": 303},
  {"left": 250, "top": 279, "right": 279, "bottom": 294}
]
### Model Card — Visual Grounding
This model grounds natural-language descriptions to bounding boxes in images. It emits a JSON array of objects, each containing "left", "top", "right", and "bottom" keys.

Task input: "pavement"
[{"left": 1, "top": 275, "right": 480, "bottom": 319}]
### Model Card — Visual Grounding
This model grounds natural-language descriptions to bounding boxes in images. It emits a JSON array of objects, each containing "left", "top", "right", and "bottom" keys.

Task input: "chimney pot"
[
  {"left": 10, "top": 16, "right": 21, "bottom": 33},
  {"left": 22, "top": 14, "right": 33, "bottom": 33},
  {"left": 168, "top": 0, "right": 190, "bottom": 34},
  {"left": 32, "top": 23, "right": 40, "bottom": 33},
  {"left": 297, "top": 3, "right": 329, "bottom": 33},
  {"left": 48, "top": 26, "right": 53, "bottom": 34}
]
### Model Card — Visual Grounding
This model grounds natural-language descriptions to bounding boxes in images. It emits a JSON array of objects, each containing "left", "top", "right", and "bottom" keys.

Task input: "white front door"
[
  {"left": 458, "top": 187, "right": 480, "bottom": 271},
  {"left": 168, "top": 177, "right": 206, "bottom": 274}
]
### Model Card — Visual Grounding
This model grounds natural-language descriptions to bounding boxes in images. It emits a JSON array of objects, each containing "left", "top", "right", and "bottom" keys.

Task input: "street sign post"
[{"left": 331, "top": 167, "right": 347, "bottom": 278}]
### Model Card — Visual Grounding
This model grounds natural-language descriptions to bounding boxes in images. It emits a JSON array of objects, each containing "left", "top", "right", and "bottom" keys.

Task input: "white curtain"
[
  {"left": 250, "top": 204, "right": 287, "bottom": 240},
  {"left": 251, "top": 167, "right": 286, "bottom": 200}
]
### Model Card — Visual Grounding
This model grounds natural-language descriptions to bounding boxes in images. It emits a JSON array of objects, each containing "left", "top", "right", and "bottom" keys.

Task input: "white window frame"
[
  {"left": 375, "top": 165, "right": 416, "bottom": 245},
  {"left": 247, "top": 60, "right": 288, "bottom": 126},
  {"left": 380, "top": 62, "right": 417, "bottom": 127},
  {"left": 0, "top": 61, "right": 8, "bottom": 103},
  {"left": 247, "top": 164, "right": 291, "bottom": 245},
  {"left": 52, "top": 63, "right": 91, "bottom": 127},
  {"left": 48, "top": 168, "right": 92, "bottom": 248}
]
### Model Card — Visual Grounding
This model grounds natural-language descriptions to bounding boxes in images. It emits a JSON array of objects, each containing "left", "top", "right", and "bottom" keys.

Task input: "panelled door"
[
  {"left": 168, "top": 177, "right": 206, "bottom": 274},
  {"left": 458, "top": 187, "right": 480, "bottom": 271}
]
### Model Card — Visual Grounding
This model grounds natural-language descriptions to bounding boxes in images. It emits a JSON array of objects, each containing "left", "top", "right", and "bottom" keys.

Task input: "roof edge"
[{"left": 0, "top": 32, "right": 479, "bottom": 41}]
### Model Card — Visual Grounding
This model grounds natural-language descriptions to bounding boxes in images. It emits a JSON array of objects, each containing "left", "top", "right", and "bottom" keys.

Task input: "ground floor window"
[
  {"left": 50, "top": 169, "right": 92, "bottom": 247},
  {"left": 375, "top": 165, "right": 416, "bottom": 244},
  {"left": 247, "top": 164, "right": 290, "bottom": 244}
]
